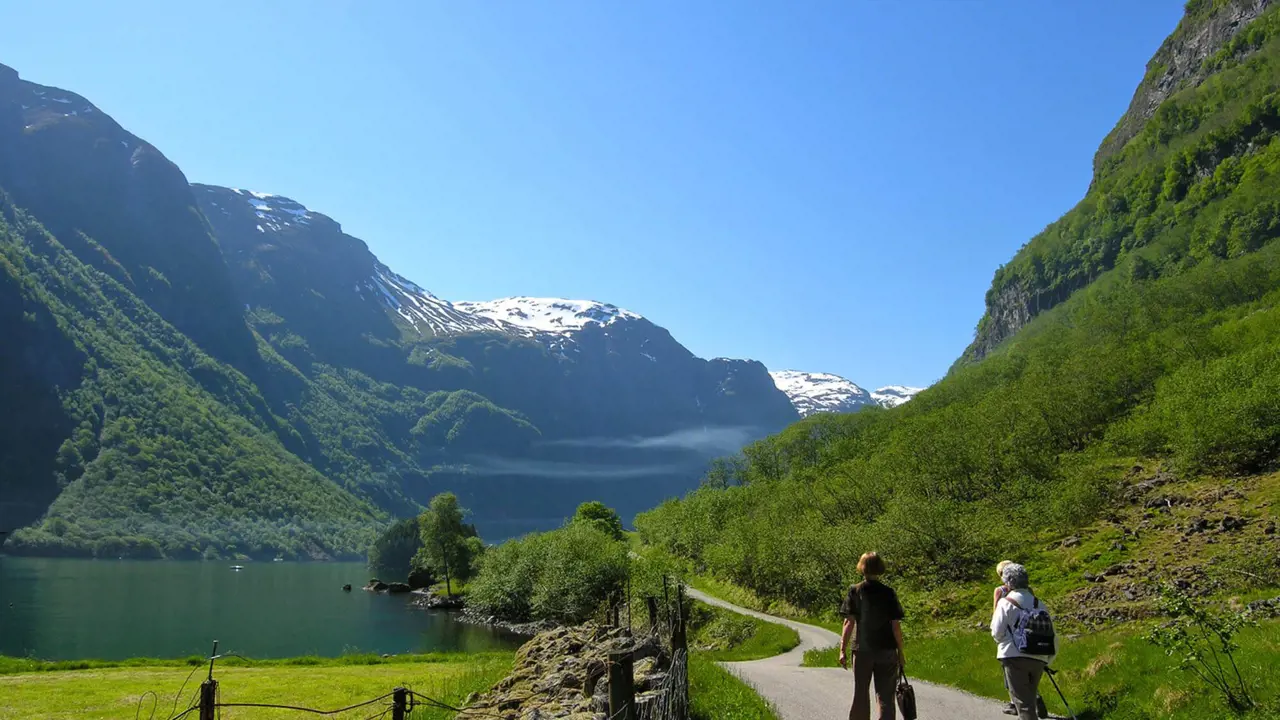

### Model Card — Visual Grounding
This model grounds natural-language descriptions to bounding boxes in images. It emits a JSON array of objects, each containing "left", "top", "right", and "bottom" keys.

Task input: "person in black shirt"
[{"left": 839, "top": 551, "right": 906, "bottom": 720}]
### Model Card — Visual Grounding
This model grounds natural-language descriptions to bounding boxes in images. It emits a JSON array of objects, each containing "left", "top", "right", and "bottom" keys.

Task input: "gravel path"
[{"left": 686, "top": 587, "right": 1005, "bottom": 720}]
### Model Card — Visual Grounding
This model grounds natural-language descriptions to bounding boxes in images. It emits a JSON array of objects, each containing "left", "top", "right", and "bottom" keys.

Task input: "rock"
[
  {"left": 342, "top": 584, "right": 352, "bottom": 592},
  {"left": 1219, "top": 516, "right": 1245, "bottom": 531},
  {"left": 387, "top": 582, "right": 411, "bottom": 594},
  {"left": 1266, "top": 522, "right": 1277, "bottom": 535},
  {"left": 466, "top": 623, "right": 674, "bottom": 719},
  {"left": 1061, "top": 536, "right": 1082, "bottom": 548},
  {"left": 364, "top": 580, "right": 389, "bottom": 592},
  {"left": 1083, "top": 573, "right": 1105, "bottom": 583}
]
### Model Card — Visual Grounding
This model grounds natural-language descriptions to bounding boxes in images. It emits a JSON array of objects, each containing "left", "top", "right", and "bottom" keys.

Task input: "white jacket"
[{"left": 990, "top": 588, "right": 1056, "bottom": 664}]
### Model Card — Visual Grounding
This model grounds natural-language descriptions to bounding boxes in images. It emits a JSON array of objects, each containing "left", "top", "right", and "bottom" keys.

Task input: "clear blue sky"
[{"left": 1, "top": 1, "right": 1185, "bottom": 389}]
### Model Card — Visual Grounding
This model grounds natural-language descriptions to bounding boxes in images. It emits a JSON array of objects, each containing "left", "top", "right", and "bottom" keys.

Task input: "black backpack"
[{"left": 1007, "top": 595, "right": 1056, "bottom": 656}]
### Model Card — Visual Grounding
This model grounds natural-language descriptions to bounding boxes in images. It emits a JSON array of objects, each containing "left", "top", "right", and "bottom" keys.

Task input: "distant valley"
[{"left": 0, "top": 63, "right": 911, "bottom": 558}]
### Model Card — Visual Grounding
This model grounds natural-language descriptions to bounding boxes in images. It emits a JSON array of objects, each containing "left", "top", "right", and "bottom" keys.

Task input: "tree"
[
  {"left": 367, "top": 516, "right": 421, "bottom": 581},
  {"left": 417, "top": 493, "right": 476, "bottom": 596},
  {"left": 572, "top": 501, "right": 625, "bottom": 541}
]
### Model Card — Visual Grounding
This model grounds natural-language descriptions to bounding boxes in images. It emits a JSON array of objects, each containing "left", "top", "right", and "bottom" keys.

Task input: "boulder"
[{"left": 387, "top": 582, "right": 411, "bottom": 594}]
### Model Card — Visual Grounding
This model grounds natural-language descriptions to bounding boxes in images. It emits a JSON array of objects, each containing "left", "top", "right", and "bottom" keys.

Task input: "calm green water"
[{"left": 0, "top": 557, "right": 523, "bottom": 661}]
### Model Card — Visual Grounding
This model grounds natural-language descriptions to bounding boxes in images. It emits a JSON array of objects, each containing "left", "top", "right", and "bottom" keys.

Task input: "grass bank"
[
  {"left": 803, "top": 620, "right": 1280, "bottom": 720},
  {"left": 680, "top": 596, "right": 795, "bottom": 720},
  {"left": 0, "top": 652, "right": 513, "bottom": 719},
  {"left": 690, "top": 655, "right": 778, "bottom": 720}
]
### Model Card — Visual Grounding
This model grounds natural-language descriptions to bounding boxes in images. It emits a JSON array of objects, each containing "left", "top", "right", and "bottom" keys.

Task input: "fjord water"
[{"left": 0, "top": 558, "right": 523, "bottom": 661}]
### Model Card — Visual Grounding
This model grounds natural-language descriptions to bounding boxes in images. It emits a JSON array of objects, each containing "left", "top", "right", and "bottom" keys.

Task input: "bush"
[{"left": 469, "top": 522, "right": 630, "bottom": 625}]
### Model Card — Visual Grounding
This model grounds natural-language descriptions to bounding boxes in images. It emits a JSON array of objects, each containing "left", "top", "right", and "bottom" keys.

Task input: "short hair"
[
  {"left": 1000, "top": 562, "right": 1029, "bottom": 589},
  {"left": 996, "top": 560, "right": 1013, "bottom": 577},
  {"left": 858, "top": 551, "right": 886, "bottom": 578}
]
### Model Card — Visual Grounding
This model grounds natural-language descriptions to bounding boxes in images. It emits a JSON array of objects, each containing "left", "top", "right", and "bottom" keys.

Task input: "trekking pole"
[{"left": 1044, "top": 668, "right": 1078, "bottom": 720}]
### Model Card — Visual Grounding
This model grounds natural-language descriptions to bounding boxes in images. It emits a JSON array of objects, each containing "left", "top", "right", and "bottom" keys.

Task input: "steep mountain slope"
[
  {"left": 0, "top": 196, "right": 382, "bottom": 559},
  {"left": 0, "top": 62, "right": 803, "bottom": 552},
  {"left": 638, "top": 0, "right": 1280, "bottom": 644},
  {"left": 769, "top": 370, "right": 923, "bottom": 416},
  {"left": 193, "top": 184, "right": 799, "bottom": 537},
  {"left": 0, "top": 64, "right": 257, "bottom": 371},
  {"left": 965, "top": 0, "right": 1279, "bottom": 360}
]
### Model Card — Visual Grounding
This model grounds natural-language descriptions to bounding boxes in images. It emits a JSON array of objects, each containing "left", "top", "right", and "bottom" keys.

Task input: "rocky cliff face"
[{"left": 1095, "top": 0, "right": 1274, "bottom": 174}]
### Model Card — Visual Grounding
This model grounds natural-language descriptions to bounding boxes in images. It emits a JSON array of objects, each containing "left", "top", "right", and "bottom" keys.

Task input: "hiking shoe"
[
  {"left": 1003, "top": 703, "right": 1018, "bottom": 716},
  {"left": 1037, "top": 696, "right": 1049, "bottom": 718}
]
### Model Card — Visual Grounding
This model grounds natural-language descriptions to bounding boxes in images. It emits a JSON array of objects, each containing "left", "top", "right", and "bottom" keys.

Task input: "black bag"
[
  {"left": 1007, "top": 596, "right": 1056, "bottom": 656},
  {"left": 896, "top": 668, "right": 917, "bottom": 720}
]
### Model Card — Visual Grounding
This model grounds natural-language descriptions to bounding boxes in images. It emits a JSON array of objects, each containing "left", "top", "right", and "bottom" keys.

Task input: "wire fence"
[{"left": 140, "top": 582, "right": 691, "bottom": 720}]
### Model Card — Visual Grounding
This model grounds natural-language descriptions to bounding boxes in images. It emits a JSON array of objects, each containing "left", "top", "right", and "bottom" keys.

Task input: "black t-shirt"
[{"left": 839, "top": 579, "right": 905, "bottom": 652}]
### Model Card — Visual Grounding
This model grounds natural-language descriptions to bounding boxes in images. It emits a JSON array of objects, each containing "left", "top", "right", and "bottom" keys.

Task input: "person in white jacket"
[{"left": 990, "top": 563, "right": 1055, "bottom": 720}]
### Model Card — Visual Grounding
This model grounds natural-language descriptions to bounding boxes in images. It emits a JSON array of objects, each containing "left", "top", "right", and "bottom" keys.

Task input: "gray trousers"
[
  {"left": 849, "top": 649, "right": 899, "bottom": 720},
  {"left": 1001, "top": 657, "right": 1046, "bottom": 720}
]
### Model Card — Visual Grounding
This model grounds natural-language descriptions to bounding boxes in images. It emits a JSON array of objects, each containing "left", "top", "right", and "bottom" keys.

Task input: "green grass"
[
  {"left": 689, "top": 654, "right": 779, "bottom": 720},
  {"left": 0, "top": 652, "right": 513, "bottom": 719},
  {"left": 689, "top": 601, "right": 800, "bottom": 662},
  {"left": 685, "top": 571, "right": 842, "bottom": 635},
  {"left": 804, "top": 621, "right": 1280, "bottom": 720}
]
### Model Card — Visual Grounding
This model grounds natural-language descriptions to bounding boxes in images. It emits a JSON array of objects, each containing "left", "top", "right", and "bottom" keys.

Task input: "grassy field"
[
  {"left": 0, "top": 652, "right": 512, "bottom": 720},
  {"left": 802, "top": 620, "right": 1280, "bottom": 720}
]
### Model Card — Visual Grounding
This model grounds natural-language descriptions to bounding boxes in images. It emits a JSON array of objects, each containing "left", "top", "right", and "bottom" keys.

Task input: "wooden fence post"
[
  {"left": 608, "top": 650, "right": 635, "bottom": 720},
  {"left": 646, "top": 595, "right": 658, "bottom": 633},
  {"left": 673, "top": 585, "right": 687, "bottom": 655},
  {"left": 198, "top": 679, "right": 217, "bottom": 720},
  {"left": 392, "top": 687, "right": 408, "bottom": 720}
]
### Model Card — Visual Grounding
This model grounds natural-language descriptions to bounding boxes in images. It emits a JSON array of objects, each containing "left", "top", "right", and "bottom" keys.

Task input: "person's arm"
[
  {"left": 993, "top": 585, "right": 1007, "bottom": 612},
  {"left": 839, "top": 617, "right": 855, "bottom": 669},
  {"left": 892, "top": 619, "right": 905, "bottom": 667},
  {"left": 990, "top": 599, "right": 1008, "bottom": 641}
]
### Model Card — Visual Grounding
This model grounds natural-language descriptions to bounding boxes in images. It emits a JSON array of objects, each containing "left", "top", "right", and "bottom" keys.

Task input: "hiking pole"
[{"left": 1044, "top": 667, "right": 1078, "bottom": 720}]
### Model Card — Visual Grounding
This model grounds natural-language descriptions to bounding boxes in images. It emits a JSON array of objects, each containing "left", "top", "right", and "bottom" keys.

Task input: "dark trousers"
[
  {"left": 849, "top": 649, "right": 899, "bottom": 720},
  {"left": 1002, "top": 657, "right": 1046, "bottom": 720}
]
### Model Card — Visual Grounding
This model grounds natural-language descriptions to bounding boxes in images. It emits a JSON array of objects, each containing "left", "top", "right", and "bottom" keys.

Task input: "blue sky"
[{"left": 1, "top": 1, "right": 1185, "bottom": 389}]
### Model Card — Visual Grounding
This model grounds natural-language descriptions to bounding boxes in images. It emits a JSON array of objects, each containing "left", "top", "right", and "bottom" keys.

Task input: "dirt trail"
[{"left": 686, "top": 587, "right": 1004, "bottom": 720}]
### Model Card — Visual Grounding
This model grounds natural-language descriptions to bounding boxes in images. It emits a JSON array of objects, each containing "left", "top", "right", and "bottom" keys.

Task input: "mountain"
[
  {"left": 964, "top": 0, "right": 1276, "bottom": 361},
  {"left": 768, "top": 370, "right": 922, "bottom": 416},
  {"left": 0, "top": 60, "right": 801, "bottom": 559},
  {"left": 637, "top": 1, "right": 1280, "bottom": 687}
]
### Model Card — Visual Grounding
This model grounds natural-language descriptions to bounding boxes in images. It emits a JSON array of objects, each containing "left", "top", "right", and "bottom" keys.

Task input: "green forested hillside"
[
  {"left": 637, "top": 0, "right": 1280, "bottom": 610},
  {"left": 0, "top": 197, "right": 383, "bottom": 559}
]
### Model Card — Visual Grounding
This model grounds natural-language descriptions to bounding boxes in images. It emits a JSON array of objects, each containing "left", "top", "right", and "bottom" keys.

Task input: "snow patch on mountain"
[
  {"left": 362, "top": 266, "right": 515, "bottom": 337},
  {"left": 771, "top": 372, "right": 924, "bottom": 416},
  {"left": 228, "top": 188, "right": 314, "bottom": 232},
  {"left": 870, "top": 385, "right": 925, "bottom": 408},
  {"left": 454, "top": 297, "right": 642, "bottom": 335},
  {"left": 770, "top": 370, "right": 873, "bottom": 417}
]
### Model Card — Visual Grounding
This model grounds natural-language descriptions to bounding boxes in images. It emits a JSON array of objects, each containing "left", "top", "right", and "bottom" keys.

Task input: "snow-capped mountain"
[
  {"left": 770, "top": 371, "right": 923, "bottom": 416},
  {"left": 455, "top": 297, "right": 641, "bottom": 335},
  {"left": 770, "top": 371, "right": 874, "bottom": 416},
  {"left": 870, "top": 385, "right": 924, "bottom": 409}
]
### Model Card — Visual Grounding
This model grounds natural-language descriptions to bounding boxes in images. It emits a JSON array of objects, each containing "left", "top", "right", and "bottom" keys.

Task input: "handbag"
[{"left": 896, "top": 667, "right": 917, "bottom": 720}]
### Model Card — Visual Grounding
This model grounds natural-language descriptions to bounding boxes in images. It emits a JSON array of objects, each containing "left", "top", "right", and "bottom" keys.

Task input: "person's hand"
[{"left": 838, "top": 648, "right": 848, "bottom": 669}]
